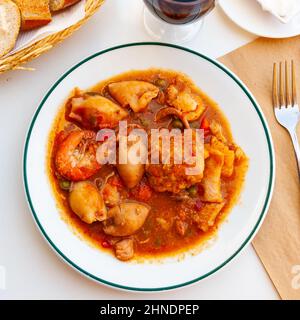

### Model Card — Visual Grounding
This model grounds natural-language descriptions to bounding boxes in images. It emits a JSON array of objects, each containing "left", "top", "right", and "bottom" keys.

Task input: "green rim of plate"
[{"left": 23, "top": 42, "right": 275, "bottom": 292}]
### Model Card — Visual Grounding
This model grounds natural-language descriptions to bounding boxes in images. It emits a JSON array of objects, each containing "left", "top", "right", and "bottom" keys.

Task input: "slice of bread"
[
  {"left": 0, "top": 0, "right": 21, "bottom": 57},
  {"left": 49, "top": 0, "right": 80, "bottom": 12},
  {"left": 13, "top": 0, "right": 52, "bottom": 30}
]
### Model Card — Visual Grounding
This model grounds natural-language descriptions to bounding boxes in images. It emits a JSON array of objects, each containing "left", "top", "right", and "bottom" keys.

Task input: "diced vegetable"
[
  {"left": 200, "top": 117, "right": 210, "bottom": 130},
  {"left": 204, "top": 128, "right": 210, "bottom": 136},
  {"left": 101, "top": 240, "right": 112, "bottom": 249}
]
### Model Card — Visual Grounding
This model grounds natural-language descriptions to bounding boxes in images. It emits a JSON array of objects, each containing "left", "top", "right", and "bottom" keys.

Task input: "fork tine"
[
  {"left": 285, "top": 61, "right": 292, "bottom": 106},
  {"left": 273, "top": 63, "right": 279, "bottom": 108},
  {"left": 279, "top": 62, "right": 285, "bottom": 107},
  {"left": 292, "top": 60, "right": 297, "bottom": 106}
]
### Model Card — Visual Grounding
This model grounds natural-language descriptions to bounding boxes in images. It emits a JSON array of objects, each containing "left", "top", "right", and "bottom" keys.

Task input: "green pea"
[
  {"left": 171, "top": 119, "right": 183, "bottom": 129},
  {"left": 187, "top": 185, "right": 197, "bottom": 197},
  {"left": 59, "top": 180, "right": 71, "bottom": 191},
  {"left": 155, "top": 78, "right": 167, "bottom": 88}
]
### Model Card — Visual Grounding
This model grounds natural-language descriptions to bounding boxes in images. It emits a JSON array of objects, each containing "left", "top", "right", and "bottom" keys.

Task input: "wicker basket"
[{"left": 0, "top": 0, "right": 105, "bottom": 74}]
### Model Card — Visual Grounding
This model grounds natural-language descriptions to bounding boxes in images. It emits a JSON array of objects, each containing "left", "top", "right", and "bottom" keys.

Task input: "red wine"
[{"left": 144, "top": 0, "right": 215, "bottom": 25}]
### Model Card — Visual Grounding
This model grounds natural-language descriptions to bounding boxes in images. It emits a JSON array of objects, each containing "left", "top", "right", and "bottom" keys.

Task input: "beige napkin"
[{"left": 219, "top": 37, "right": 300, "bottom": 300}]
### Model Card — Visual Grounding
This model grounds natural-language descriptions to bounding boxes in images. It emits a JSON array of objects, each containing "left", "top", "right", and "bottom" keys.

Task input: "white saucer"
[{"left": 219, "top": 0, "right": 300, "bottom": 38}]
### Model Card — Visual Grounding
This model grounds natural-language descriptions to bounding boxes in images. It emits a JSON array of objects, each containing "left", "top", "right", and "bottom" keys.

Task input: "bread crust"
[
  {"left": 50, "top": 0, "right": 81, "bottom": 12},
  {"left": 21, "top": 18, "right": 51, "bottom": 30},
  {"left": 13, "top": 0, "right": 52, "bottom": 30}
]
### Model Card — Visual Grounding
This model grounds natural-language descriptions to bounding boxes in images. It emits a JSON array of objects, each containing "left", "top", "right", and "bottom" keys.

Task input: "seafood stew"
[{"left": 47, "top": 69, "right": 248, "bottom": 262}]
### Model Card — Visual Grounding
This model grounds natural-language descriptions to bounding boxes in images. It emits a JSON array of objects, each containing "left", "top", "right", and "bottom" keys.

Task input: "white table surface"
[{"left": 0, "top": 0, "right": 279, "bottom": 300}]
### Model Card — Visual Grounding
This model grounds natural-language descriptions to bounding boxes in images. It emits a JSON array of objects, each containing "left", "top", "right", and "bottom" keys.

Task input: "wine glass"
[{"left": 143, "top": 0, "right": 216, "bottom": 43}]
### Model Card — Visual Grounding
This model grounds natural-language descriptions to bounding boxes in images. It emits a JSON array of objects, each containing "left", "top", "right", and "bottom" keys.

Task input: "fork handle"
[{"left": 288, "top": 129, "right": 300, "bottom": 180}]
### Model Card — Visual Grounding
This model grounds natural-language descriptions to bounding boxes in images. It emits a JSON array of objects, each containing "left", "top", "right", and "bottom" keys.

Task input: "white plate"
[
  {"left": 219, "top": 0, "right": 300, "bottom": 38},
  {"left": 23, "top": 43, "right": 275, "bottom": 291}
]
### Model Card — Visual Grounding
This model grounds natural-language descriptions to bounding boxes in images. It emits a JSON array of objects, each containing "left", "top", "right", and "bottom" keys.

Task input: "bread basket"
[{"left": 0, "top": 0, "right": 105, "bottom": 74}]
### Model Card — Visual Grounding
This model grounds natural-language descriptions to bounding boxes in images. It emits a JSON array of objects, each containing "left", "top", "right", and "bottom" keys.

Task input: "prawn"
[{"left": 55, "top": 130, "right": 100, "bottom": 181}]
